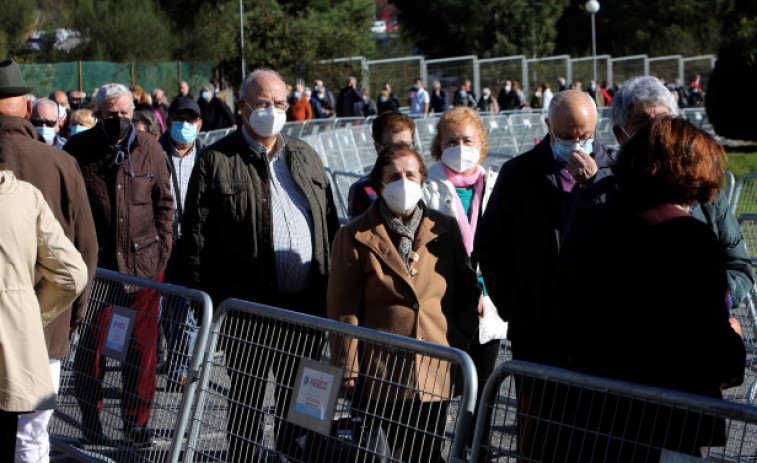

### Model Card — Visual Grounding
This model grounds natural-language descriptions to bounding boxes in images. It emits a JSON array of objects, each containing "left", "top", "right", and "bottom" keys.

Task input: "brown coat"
[
  {"left": 65, "top": 124, "right": 173, "bottom": 280},
  {"left": 0, "top": 116, "right": 98, "bottom": 359},
  {"left": 327, "top": 201, "right": 480, "bottom": 402}
]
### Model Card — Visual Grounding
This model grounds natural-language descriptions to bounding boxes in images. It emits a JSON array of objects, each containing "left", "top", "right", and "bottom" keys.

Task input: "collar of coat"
[
  {"left": 0, "top": 116, "right": 46, "bottom": 143},
  {"left": 350, "top": 200, "right": 447, "bottom": 289}
]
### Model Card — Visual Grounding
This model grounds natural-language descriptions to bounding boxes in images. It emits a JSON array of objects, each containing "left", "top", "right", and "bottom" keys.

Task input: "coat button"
[
  {"left": 412, "top": 303, "right": 419, "bottom": 309},
  {"left": 117, "top": 184, "right": 122, "bottom": 190}
]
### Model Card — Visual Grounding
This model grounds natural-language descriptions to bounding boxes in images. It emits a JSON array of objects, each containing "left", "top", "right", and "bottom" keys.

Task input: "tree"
[
  {"left": 706, "top": 1, "right": 757, "bottom": 141},
  {"left": 0, "top": 0, "right": 38, "bottom": 58},
  {"left": 388, "top": 0, "right": 569, "bottom": 59},
  {"left": 68, "top": 0, "right": 174, "bottom": 62},
  {"left": 555, "top": 0, "right": 734, "bottom": 57}
]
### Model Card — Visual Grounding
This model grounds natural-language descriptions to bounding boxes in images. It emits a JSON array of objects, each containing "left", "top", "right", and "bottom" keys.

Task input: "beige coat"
[
  {"left": 0, "top": 171, "right": 87, "bottom": 412},
  {"left": 328, "top": 202, "right": 480, "bottom": 402}
]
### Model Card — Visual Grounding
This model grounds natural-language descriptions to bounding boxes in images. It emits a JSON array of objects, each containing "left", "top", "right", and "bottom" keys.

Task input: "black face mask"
[
  {"left": 103, "top": 116, "right": 131, "bottom": 141},
  {"left": 70, "top": 101, "right": 81, "bottom": 110}
]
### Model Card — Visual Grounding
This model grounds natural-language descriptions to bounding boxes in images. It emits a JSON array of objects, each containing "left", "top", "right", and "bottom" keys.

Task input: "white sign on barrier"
[
  {"left": 102, "top": 305, "right": 137, "bottom": 361},
  {"left": 287, "top": 358, "right": 343, "bottom": 436}
]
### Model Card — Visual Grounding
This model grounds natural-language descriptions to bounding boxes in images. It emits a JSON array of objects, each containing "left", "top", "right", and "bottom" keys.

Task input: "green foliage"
[
  {"left": 706, "top": 12, "right": 757, "bottom": 141},
  {"left": 69, "top": 0, "right": 175, "bottom": 62},
  {"left": 0, "top": 0, "right": 38, "bottom": 57},
  {"left": 555, "top": 0, "right": 734, "bottom": 57}
]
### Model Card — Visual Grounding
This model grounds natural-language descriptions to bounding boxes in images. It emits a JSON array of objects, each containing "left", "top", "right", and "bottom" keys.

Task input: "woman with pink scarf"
[{"left": 423, "top": 106, "right": 502, "bottom": 452}]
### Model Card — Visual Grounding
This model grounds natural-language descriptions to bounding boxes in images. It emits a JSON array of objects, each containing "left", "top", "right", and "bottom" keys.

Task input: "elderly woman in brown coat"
[{"left": 328, "top": 143, "right": 481, "bottom": 463}]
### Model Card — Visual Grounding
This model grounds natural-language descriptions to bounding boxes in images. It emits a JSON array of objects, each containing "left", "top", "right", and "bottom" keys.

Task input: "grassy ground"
[{"left": 724, "top": 146, "right": 757, "bottom": 179}]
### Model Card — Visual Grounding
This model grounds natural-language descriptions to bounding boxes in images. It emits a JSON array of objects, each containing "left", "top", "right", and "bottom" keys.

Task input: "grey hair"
[
  {"left": 547, "top": 90, "right": 598, "bottom": 121},
  {"left": 610, "top": 75, "right": 679, "bottom": 129},
  {"left": 95, "top": 83, "right": 133, "bottom": 114},
  {"left": 240, "top": 68, "right": 285, "bottom": 102},
  {"left": 32, "top": 97, "right": 58, "bottom": 115}
]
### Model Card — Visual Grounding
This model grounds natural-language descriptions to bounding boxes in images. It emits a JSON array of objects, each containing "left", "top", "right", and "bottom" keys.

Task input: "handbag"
[{"left": 479, "top": 295, "right": 508, "bottom": 344}]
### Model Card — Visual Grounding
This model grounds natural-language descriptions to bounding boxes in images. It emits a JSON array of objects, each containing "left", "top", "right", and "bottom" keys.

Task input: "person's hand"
[
  {"left": 567, "top": 151, "right": 598, "bottom": 185},
  {"left": 477, "top": 294, "right": 485, "bottom": 317},
  {"left": 729, "top": 317, "right": 742, "bottom": 336},
  {"left": 342, "top": 378, "right": 356, "bottom": 397}
]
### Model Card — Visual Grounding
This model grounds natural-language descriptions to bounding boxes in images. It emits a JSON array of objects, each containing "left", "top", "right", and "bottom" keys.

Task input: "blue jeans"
[{"left": 159, "top": 296, "right": 197, "bottom": 377}]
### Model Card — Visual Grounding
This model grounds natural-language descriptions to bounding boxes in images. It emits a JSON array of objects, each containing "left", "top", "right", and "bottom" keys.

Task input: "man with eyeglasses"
[
  {"left": 30, "top": 98, "right": 62, "bottom": 147},
  {"left": 182, "top": 68, "right": 339, "bottom": 462},
  {"left": 0, "top": 59, "right": 97, "bottom": 463},
  {"left": 476, "top": 89, "right": 613, "bottom": 365}
]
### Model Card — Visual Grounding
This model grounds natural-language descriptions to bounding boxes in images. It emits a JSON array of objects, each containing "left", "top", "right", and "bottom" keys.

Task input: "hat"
[
  {"left": 0, "top": 60, "right": 35, "bottom": 98},
  {"left": 168, "top": 96, "right": 201, "bottom": 118}
]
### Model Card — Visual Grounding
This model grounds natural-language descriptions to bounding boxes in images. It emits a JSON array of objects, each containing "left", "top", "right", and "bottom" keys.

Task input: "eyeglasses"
[
  {"left": 30, "top": 118, "right": 57, "bottom": 128},
  {"left": 247, "top": 99, "right": 289, "bottom": 111}
]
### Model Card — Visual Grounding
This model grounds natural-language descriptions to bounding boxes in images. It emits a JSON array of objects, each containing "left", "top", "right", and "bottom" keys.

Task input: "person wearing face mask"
[
  {"left": 30, "top": 98, "right": 62, "bottom": 148},
  {"left": 328, "top": 142, "right": 481, "bottom": 463},
  {"left": 336, "top": 76, "right": 364, "bottom": 118},
  {"left": 568, "top": 76, "right": 753, "bottom": 311},
  {"left": 197, "top": 82, "right": 236, "bottom": 131},
  {"left": 64, "top": 82, "right": 173, "bottom": 447},
  {"left": 0, "top": 59, "right": 98, "bottom": 463},
  {"left": 408, "top": 77, "right": 429, "bottom": 116},
  {"left": 475, "top": 90, "right": 612, "bottom": 366},
  {"left": 476, "top": 87, "right": 499, "bottom": 113},
  {"left": 422, "top": 107, "right": 501, "bottom": 454},
  {"left": 182, "top": 68, "right": 339, "bottom": 462},
  {"left": 286, "top": 84, "right": 312, "bottom": 121},
  {"left": 153, "top": 96, "right": 204, "bottom": 388},
  {"left": 497, "top": 79, "right": 521, "bottom": 111},
  {"left": 68, "top": 108, "right": 96, "bottom": 138}
]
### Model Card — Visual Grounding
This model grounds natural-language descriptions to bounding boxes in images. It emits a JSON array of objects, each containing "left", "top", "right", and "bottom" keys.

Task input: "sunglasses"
[{"left": 30, "top": 118, "right": 57, "bottom": 128}]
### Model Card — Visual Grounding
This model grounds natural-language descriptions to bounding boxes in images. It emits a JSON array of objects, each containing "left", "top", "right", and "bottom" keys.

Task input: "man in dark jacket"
[
  {"left": 198, "top": 82, "right": 236, "bottom": 131},
  {"left": 336, "top": 76, "right": 363, "bottom": 117},
  {"left": 475, "top": 90, "right": 612, "bottom": 365},
  {"left": 182, "top": 68, "right": 340, "bottom": 462},
  {"left": 65, "top": 82, "right": 173, "bottom": 446},
  {"left": 498, "top": 79, "right": 522, "bottom": 110},
  {"left": 578, "top": 75, "right": 754, "bottom": 307},
  {"left": 156, "top": 96, "right": 204, "bottom": 387},
  {"left": 0, "top": 59, "right": 98, "bottom": 462}
]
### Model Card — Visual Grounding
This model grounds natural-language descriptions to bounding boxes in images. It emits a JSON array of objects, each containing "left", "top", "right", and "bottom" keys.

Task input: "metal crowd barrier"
[
  {"left": 732, "top": 174, "right": 757, "bottom": 217},
  {"left": 471, "top": 360, "right": 757, "bottom": 463},
  {"left": 182, "top": 299, "right": 478, "bottom": 463},
  {"left": 50, "top": 268, "right": 213, "bottom": 463}
]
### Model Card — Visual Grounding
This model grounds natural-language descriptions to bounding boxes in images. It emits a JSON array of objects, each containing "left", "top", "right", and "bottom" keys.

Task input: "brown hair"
[
  {"left": 430, "top": 106, "right": 489, "bottom": 161},
  {"left": 613, "top": 116, "right": 724, "bottom": 206},
  {"left": 371, "top": 111, "right": 415, "bottom": 144},
  {"left": 369, "top": 143, "right": 427, "bottom": 193}
]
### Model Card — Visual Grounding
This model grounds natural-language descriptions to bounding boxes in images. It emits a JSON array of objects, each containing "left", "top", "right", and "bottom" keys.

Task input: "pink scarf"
[{"left": 442, "top": 164, "right": 484, "bottom": 255}]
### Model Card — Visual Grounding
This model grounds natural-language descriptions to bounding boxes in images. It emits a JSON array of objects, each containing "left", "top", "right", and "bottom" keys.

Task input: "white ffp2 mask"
[
  {"left": 441, "top": 145, "right": 481, "bottom": 173},
  {"left": 247, "top": 104, "right": 286, "bottom": 138},
  {"left": 382, "top": 178, "right": 422, "bottom": 216}
]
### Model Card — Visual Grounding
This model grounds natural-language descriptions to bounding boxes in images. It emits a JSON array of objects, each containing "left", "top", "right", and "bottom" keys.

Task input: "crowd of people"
[{"left": 0, "top": 53, "right": 748, "bottom": 463}]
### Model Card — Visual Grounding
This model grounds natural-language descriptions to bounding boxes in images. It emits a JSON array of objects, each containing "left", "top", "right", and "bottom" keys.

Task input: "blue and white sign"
[{"left": 287, "top": 359, "right": 343, "bottom": 435}]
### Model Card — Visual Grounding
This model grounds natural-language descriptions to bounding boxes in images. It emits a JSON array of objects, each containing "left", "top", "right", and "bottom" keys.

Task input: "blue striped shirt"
[{"left": 243, "top": 130, "right": 314, "bottom": 292}]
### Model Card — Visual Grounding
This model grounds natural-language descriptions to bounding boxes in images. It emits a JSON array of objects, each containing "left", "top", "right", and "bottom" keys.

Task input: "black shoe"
[{"left": 125, "top": 425, "right": 155, "bottom": 448}]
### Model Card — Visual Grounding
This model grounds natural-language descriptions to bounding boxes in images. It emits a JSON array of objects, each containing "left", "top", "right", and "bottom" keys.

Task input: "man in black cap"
[
  {"left": 0, "top": 59, "right": 97, "bottom": 462},
  {"left": 156, "top": 96, "right": 204, "bottom": 386}
]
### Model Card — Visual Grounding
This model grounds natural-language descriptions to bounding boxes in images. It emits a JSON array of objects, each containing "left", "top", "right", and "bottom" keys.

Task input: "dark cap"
[
  {"left": 0, "top": 59, "right": 35, "bottom": 98},
  {"left": 168, "top": 96, "right": 201, "bottom": 118}
]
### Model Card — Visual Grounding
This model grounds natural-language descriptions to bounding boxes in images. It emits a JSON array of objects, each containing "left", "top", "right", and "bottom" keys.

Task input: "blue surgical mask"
[
  {"left": 214, "top": 88, "right": 219, "bottom": 94},
  {"left": 293, "top": 91, "right": 301, "bottom": 100},
  {"left": 171, "top": 121, "right": 198, "bottom": 144},
  {"left": 551, "top": 128, "right": 593, "bottom": 164},
  {"left": 201, "top": 91, "right": 210, "bottom": 100},
  {"left": 69, "top": 125, "right": 89, "bottom": 136},
  {"left": 379, "top": 96, "right": 386, "bottom": 102},
  {"left": 413, "top": 84, "right": 419, "bottom": 91},
  {"left": 316, "top": 93, "right": 324, "bottom": 100},
  {"left": 36, "top": 126, "right": 56, "bottom": 143}
]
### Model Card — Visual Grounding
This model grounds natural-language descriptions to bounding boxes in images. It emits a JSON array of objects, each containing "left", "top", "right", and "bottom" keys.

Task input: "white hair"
[
  {"left": 547, "top": 90, "right": 598, "bottom": 121},
  {"left": 95, "top": 83, "right": 133, "bottom": 113},
  {"left": 32, "top": 97, "right": 58, "bottom": 115},
  {"left": 240, "top": 68, "right": 285, "bottom": 101},
  {"left": 610, "top": 75, "right": 680, "bottom": 129}
]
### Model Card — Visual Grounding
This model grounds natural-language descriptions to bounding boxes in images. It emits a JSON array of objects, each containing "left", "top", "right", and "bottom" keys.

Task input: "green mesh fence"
[{"left": 19, "top": 61, "right": 214, "bottom": 98}]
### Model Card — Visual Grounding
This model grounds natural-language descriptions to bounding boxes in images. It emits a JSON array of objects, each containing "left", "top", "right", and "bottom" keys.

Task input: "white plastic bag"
[{"left": 478, "top": 295, "right": 508, "bottom": 344}]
